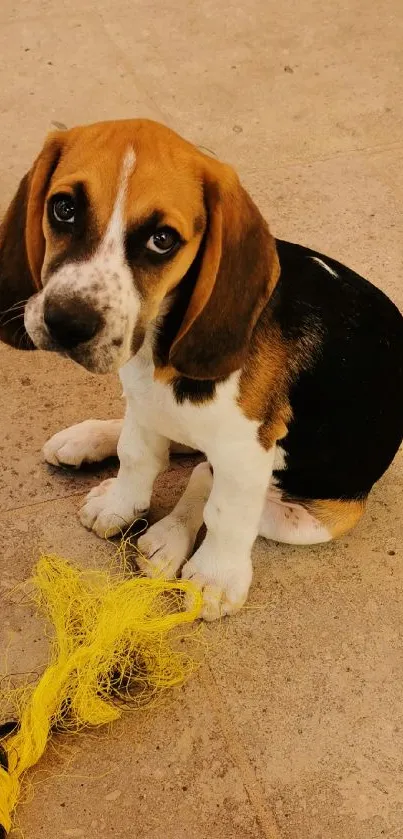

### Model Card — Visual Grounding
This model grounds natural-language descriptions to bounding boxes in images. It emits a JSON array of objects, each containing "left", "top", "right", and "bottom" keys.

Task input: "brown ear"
[
  {"left": 168, "top": 163, "right": 280, "bottom": 380},
  {"left": 0, "top": 134, "right": 62, "bottom": 348}
]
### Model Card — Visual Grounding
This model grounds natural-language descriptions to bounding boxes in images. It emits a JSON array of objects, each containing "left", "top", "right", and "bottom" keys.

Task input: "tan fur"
[
  {"left": 168, "top": 175, "right": 279, "bottom": 380},
  {"left": 238, "top": 322, "right": 291, "bottom": 448},
  {"left": 153, "top": 365, "right": 177, "bottom": 385},
  {"left": 169, "top": 180, "right": 222, "bottom": 352},
  {"left": 303, "top": 498, "right": 366, "bottom": 538},
  {"left": 238, "top": 311, "right": 322, "bottom": 450}
]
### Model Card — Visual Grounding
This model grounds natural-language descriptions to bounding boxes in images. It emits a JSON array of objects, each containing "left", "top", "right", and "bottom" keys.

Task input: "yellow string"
[{"left": 0, "top": 552, "right": 202, "bottom": 834}]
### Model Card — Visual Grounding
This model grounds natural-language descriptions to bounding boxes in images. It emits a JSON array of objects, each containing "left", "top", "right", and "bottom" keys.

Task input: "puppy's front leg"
[
  {"left": 44, "top": 419, "right": 195, "bottom": 469},
  {"left": 44, "top": 419, "right": 123, "bottom": 467},
  {"left": 182, "top": 445, "right": 274, "bottom": 620},
  {"left": 79, "top": 402, "right": 169, "bottom": 538}
]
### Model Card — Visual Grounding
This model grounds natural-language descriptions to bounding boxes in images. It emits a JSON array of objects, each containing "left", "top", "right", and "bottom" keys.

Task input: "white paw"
[
  {"left": 79, "top": 478, "right": 145, "bottom": 538},
  {"left": 181, "top": 542, "right": 252, "bottom": 621},
  {"left": 43, "top": 420, "right": 119, "bottom": 468},
  {"left": 137, "top": 514, "right": 196, "bottom": 579}
]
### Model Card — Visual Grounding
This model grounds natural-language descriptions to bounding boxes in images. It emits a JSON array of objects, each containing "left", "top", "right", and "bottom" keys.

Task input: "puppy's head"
[{"left": 0, "top": 119, "right": 279, "bottom": 377}]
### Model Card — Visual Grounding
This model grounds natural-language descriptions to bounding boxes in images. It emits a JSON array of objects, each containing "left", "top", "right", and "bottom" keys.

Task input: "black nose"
[{"left": 44, "top": 298, "right": 102, "bottom": 349}]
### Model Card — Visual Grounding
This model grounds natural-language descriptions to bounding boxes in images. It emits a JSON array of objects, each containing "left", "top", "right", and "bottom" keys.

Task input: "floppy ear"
[
  {"left": 168, "top": 162, "right": 280, "bottom": 380},
  {"left": 0, "top": 134, "right": 62, "bottom": 348}
]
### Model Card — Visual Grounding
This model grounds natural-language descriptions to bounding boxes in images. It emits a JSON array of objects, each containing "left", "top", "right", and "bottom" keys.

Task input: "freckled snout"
[{"left": 44, "top": 296, "right": 103, "bottom": 350}]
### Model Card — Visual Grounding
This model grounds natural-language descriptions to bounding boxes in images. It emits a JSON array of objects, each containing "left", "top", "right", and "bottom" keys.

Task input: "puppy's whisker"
[
  {"left": 0, "top": 305, "right": 25, "bottom": 322},
  {"left": 0, "top": 307, "right": 27, "bottom": 328},
  {"left": 15, "top": 324, "right": 28, "bottom": 351},
  {"left": 0, "top": 298, "right": 29, "bottom": 319},
  {"left": 0, "top": 312, "right": 26, "bottom": 329}
]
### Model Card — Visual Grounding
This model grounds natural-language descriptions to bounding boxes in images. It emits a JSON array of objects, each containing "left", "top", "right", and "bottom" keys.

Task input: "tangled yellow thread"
[{"left": 0, "top": 551, "right": 202, "bottom": 834}]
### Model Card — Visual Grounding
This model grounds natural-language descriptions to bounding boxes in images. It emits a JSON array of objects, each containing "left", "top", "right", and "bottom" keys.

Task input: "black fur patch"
[
  {"left": 272, "top": 239, "right": 403, "bottom": 500},
  {"left": 173, "top": 377, "right": 217, "bottom": 404}
]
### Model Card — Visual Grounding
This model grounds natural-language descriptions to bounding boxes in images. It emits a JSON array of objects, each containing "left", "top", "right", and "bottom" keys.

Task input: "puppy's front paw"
[
  {"left": 79, "top": 478, "right": 145, "bottom": 538},
  {"left": 44, "top": 419, "right": 119, "bottom": 468},
  {"left": 137, "top": 513, "right": 196, "bottom": 579},
  {"left": 181, "top": 542, "right": 252, "bottom": 621}
]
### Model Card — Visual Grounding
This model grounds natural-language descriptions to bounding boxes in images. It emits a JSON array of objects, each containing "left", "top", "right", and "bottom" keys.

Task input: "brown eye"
[
  {"left": 146, "top": 227, "right": 179, "bottom": 254},
  {"left": 51, "top": 193, "right": 76, "bottom": 225}
]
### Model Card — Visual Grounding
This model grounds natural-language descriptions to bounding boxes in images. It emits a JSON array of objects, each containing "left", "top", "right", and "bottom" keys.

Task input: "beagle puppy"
[{"left": 1, "top": 119, "right": 403, "bottom": 620}]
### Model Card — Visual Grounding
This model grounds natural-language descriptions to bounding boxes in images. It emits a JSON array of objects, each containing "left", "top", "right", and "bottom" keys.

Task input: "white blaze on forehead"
[{"left": 102, "top": 147, "right": 136, "bottom": 248}]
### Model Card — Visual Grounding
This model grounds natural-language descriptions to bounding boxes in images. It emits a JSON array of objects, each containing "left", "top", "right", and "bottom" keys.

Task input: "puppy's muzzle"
[{"left": 43, "top": 296, "right": 103, "bottom": 350}]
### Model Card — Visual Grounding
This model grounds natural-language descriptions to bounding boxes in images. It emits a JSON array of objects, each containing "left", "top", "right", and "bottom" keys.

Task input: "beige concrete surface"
[{"left": 1, "top": 1, "right": 403, "bottom": 836}]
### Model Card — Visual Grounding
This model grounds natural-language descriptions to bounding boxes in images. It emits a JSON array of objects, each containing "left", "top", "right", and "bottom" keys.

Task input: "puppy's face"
[
  {"left": 24, "top": 121, "right": 207, "bottom": 373},
  {"left": 1, "top": 119, "right": 278, "bottom": 381}
]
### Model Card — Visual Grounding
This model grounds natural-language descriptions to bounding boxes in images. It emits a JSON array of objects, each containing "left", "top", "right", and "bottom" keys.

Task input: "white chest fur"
[{"left": 119, "top": 344, "right": 263, "bottom": 460}]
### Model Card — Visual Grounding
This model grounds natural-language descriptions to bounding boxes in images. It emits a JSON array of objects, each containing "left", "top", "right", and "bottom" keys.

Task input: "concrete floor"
[{"left": 1, "top": 1, "right": 403, "bottom": 836}]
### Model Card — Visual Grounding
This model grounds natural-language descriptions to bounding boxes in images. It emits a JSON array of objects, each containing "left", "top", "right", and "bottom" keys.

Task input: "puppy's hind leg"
[{"left": 259, "top": 486, "right": 365, "bottom": 544}]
